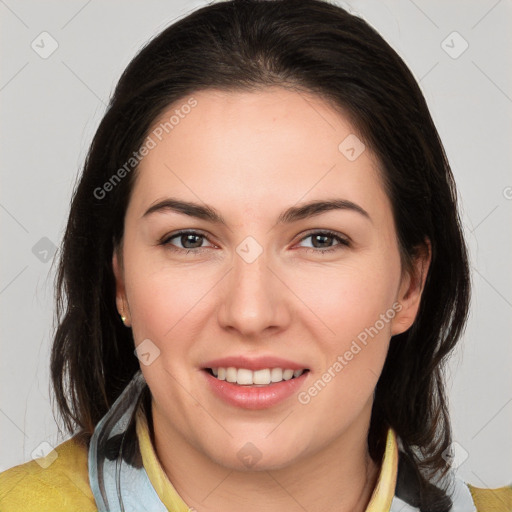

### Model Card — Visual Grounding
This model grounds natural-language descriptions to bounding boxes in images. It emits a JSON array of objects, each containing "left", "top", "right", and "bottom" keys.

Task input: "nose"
[{"left": 217, "top": 248, "right": 291, "bottom": 338}]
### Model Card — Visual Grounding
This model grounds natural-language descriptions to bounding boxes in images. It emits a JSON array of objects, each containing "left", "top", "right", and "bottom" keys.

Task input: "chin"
[{"left": 203, "top": 437, "right": 306, "bottom": 472}]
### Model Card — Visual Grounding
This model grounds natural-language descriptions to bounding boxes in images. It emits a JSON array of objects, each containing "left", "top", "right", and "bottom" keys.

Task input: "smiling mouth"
[{"left": 204, "top": 367, "right": 310, "bottom": 386}]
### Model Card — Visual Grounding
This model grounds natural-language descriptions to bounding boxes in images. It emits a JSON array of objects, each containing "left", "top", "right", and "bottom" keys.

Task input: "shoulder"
[
  {"left": 466, "top": 482, "right": 512, "bottom": 512},
  {"left": 393, "top": 448, "right": 512, "bottom": 512},
  {"left": 0, "top": 435, "right": 97, "bottom": 512}
]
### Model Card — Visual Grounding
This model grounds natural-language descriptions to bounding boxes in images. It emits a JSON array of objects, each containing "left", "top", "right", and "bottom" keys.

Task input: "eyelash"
[{"left": 159, "top": 229, "right": 350, "bottom": 255}]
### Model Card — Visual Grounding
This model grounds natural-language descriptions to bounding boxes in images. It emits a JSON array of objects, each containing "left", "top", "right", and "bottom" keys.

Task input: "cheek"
[
  {"left": 123, "top": 242, "right": 226, "bottom": 371},
  {"left": 289, "top": 257, "right": 401, "bottom": 344},
  {"left": 128, "top": 267, "right": 207, "bottom": 343},
  {"left": 293, "top": 264, "right": 400, "bottom": 426}
]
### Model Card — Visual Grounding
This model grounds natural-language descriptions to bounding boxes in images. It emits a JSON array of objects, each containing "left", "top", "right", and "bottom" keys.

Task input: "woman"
[{"left": 0, "top": 0, "right": 510, "bottom": 511}]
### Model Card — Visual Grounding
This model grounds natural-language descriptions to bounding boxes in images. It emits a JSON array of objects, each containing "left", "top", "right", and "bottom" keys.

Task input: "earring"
[{"left": 120, "top": 306, "right": 128, "bottom": 325}]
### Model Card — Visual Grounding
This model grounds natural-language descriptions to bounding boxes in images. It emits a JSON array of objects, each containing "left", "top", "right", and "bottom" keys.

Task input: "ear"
[
  {"left": 112, "top": 248, "right": 131, "bottom": 327},
  {"left": 390, "top": 240, "right": 431, "bottom": 336}
]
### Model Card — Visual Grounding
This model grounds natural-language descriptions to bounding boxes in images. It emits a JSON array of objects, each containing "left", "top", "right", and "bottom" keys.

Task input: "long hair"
[{"left": 50, "top": 1, "right": 471, "bottom": 508}]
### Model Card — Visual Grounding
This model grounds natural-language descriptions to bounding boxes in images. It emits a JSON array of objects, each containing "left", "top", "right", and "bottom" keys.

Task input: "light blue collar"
[{"left": 88, "top": 370, "right": 168, "bottom": 512}]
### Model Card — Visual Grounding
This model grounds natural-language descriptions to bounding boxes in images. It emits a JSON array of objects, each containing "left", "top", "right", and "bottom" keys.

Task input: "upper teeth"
[{"left": 211, "top": 367, "right": 305, "bottom": 385}]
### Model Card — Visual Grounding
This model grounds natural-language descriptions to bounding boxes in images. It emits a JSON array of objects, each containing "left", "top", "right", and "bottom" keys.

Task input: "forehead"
[{"left": 129, "top": 87, "right": 389, "bottom": 222}]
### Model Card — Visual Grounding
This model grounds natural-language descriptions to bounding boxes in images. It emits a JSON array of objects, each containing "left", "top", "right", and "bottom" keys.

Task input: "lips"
[{"left": 201, "top": 355, "right": 310, "bottom": 409}]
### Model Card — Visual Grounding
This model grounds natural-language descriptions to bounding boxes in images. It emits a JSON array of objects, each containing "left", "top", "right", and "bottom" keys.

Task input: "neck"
[{"left": 150, "top": 401, "right": 382, "bottom": 512}]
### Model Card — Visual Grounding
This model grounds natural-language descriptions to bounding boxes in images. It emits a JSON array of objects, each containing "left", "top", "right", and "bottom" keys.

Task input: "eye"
[
  {"left": 160, "top": 230, "right": 214, "bottom": 253},
  {"left": 159, "top": 229, "right": 350, "bottom": 256},
  {"left": 296, "top": 230, "right": 350, "bottom": 254}
]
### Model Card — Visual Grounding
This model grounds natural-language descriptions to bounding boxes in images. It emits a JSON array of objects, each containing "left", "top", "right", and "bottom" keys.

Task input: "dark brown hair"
[{"left": 51, "top": 0, "right": 470, "bottom": 508}]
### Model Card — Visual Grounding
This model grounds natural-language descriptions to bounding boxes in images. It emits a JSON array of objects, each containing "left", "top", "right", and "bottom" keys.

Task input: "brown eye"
[
  {"left": 297, "top": 230, "right": 349, "bottom": 253},
  {"left": 177, "top": 233, "right": 204, "bottom": 249},
  {"left": 160, "top": 230, "right": 213, "bottom": 253}
]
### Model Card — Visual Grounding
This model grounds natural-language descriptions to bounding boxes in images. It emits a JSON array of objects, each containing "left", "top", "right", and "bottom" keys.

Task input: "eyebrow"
[{"left": 142, "top": 197, "right": 371, "bottom": 224}]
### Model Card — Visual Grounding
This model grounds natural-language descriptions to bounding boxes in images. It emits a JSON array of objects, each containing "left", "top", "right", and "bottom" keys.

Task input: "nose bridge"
[{"left": 218, "top": 237, "right": 288, "bottom": 335}]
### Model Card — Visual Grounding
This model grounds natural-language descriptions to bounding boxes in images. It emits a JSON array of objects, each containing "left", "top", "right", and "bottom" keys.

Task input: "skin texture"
[{"left": 113, "top": 88, "right": 430, "bottom": 512}]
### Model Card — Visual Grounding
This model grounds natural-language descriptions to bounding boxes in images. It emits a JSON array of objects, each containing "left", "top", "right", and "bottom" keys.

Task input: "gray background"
[{"left": 1, "top": 0, "right": 511, "bottom": 488}]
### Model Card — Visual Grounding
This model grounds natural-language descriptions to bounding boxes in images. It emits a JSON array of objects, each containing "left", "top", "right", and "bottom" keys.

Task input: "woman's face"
[{"left": 113, "top": 88, "right": 425, "bottom": 470}]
